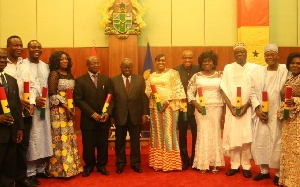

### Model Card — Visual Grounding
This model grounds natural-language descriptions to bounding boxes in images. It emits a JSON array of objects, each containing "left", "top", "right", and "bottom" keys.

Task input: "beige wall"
[{"left": 0, "top": 0, "right": 299, "bottom": 48}]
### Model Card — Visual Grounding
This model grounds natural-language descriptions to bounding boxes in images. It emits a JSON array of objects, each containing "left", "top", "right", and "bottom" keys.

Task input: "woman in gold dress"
[
  {"left": 47, "top": 51, "right": 83, "bottom": 177},
  {"left": 278, "top": 52, "right": 300, "bottom": 187}
]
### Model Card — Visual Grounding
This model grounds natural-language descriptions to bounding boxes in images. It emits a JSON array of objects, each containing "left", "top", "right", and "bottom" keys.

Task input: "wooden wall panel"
[{"left": 20, "top": 46, "right": 300, "bottom": 131}]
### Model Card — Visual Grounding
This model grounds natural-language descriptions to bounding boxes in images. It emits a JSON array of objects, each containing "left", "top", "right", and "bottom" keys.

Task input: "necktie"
[
  {"left": 125, "top": 78, "right": 130, "bottom": 93},
  {"left": 92, "top": 74, "right": 98, "bottom": 88},
  {"left": 0, "top": 73, "right": 8, "bottom": 95}
]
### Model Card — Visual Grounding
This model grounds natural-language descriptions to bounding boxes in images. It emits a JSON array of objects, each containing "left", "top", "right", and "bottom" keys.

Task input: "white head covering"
[
  {"left": 233, "top": 42, "right": 247, "bottom": 50},
  {"left": 264, "top": 43, "right": 278, "bottom": 53}
]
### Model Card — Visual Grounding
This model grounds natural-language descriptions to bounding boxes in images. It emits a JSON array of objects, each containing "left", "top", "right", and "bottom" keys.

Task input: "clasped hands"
[
  {"left": 21, "top": 99, "right": 35, "bottom": 115},
  {"left": 92, "top": 112, "right": 109, "bottom": 123},
  {"left": 228, "top": 103, "right": 249, "bottom": 117},
  {"left": 255, "top": 109, "right": 268, "bottom": 124}
]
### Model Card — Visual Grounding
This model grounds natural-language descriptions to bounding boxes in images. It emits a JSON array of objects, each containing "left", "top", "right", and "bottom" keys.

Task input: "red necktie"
[
  {"left": 125, "top": 78, "right": 130, "bottom": 93},
  {"left": 92, "top": 74, "right": 97, "bottom": 88}
]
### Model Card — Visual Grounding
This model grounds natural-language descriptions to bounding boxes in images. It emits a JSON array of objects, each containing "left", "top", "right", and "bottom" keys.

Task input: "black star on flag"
[{"left": 252, "top": 50, "right": 259, "bottom": 57}]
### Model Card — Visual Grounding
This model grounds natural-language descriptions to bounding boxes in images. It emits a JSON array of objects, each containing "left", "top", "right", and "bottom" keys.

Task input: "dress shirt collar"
[
  {"left": 7, "top": 57, "right": 23, "bottom": 65},
  {"left": 88, "top": 71, "right": 98, "bottom": 79}
]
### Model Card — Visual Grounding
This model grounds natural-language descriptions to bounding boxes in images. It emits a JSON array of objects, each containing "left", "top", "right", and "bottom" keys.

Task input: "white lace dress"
[{"left": 187, "top": 71, "right": 225, "bottom": 170}]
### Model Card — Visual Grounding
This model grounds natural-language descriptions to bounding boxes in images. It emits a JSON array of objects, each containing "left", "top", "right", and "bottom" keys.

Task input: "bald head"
[
  {"left": 86, "top": 56, "right": 100, "bottom": 74},
  {"left": 182, "top": 50, "right": 193, "bottom": 56},
  {"left": 181, "top": 50, "right": 193, "bottom": 69},
  {"left": 0, "top": 49, "right": 8, "bottom": 72}
]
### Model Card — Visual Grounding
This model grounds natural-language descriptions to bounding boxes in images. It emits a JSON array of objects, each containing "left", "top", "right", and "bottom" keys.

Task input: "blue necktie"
[{"left": 0, "top": 73, "right": 8, "bottom": 95}]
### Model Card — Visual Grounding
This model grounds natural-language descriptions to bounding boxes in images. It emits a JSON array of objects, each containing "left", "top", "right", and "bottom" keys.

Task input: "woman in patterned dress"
[
  {"left": 145, "top": 54, "right": 186, "bottom": 172},
  {"left": 47, "top": 51, "right": 83, "bottom": 177},
  {"left": 187, "top": 51, "right": 225, "bottom": 173},
  {"left": 278, "top": 52, "right": 300, "bottom": 187}
]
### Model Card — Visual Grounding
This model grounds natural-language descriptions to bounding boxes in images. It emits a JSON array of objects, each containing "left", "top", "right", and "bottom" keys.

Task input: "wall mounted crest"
[{"left": 99, "top": 0, "right": 147, "bottom": 39}]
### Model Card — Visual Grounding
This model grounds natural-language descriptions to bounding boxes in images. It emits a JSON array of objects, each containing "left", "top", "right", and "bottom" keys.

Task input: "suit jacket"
[
  {"left": 111, "top": 74, "right": 149, "bottom": 126},
  {"left": 0, "top": 73, "right": 24, "bottom": 143},
  {"left": 74, "top": 73, "right": 113, "bottom": 130}
]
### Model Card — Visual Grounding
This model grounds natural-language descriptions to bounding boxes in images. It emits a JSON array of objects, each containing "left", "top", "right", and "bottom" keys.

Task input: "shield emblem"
[{"left": 113, "top": 13, "right": 132, "bottom": 33}]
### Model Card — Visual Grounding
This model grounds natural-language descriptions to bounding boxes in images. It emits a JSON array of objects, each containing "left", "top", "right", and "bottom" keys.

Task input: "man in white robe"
[
  {"left": 249, "top": 43, "right": 288, "bottom": 186},
  {"left": 24, "top": 40, "right": 53, "bottom": 185},
  {"left": 220, "top": 42, "right": 259, "bottom": 178}
]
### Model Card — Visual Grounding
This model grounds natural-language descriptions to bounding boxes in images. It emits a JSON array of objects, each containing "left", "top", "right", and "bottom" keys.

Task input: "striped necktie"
[{"left": 92, "top": 74, "right": 98, "bottom": 88}]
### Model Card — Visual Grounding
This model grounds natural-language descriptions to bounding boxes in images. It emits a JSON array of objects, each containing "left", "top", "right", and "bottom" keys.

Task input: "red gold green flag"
[
  {"left": 181, "top": 98, "right": 188, "bottom": 121},
  {"left": 150, "top": 85, "right": 162, "bottom": 111},
  {"left": 0, "top": 87, "right": 12, "bottom": 125},
  {"left": 23, "top": 81, "right": 31, "bottom": 117},
  {"left": 284, "top": 86, "right": 292, "bottom": 120},
  {"left": 197, "top": 87, "right": 206, "bottom": 115},
  {"left": 67, "top": 89, "right": 74, "bottom": 112},
  {"left": 237, "top": 0, "right": 269, "bottom": 65},
  {"left": 236, "top": 87, "right": 242, "bottom": 115},
  {"left": 262, "top": 91, "right": 268, "bottom": 115},
  {"left": 40, "top": 87, "right": 47, "bottom": 118},
  {"left": 102, "top": 94, "right": 112, "bottom": 115}
]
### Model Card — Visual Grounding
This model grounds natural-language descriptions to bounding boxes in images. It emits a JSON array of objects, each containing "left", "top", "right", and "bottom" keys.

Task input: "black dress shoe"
[
  {"left": 15, "top": 177, "right": 37, "bottom": 187},
  {"left": 182, "top": 164, "right": 189, "bottom": 170},
  {"left": 97, "top": 167, "right": 109, "bottom": 175},
  {"left": 273, "top": 176, "right": 282, "bottom": 186},
  {"left": 226, "top": 168, "right": 240, "bottom": 176},
  {"left": 253, "top": 173, "right": 270, "bottom": 181},
  {"left": 28, "top": 176, "right": 40, "bottom": 185},
  {"left": 82, "top": 168, "right": 91, "bottom": 177},
  {"left": 36, "top": 171, "right": 51, "bottom": 178},
  {"left": 243, "top": 170, "right": 252, "bottom": 178},
  {"left": 116, "top": 166, "right": 124, "bottom": 174},
  {"left": 132, "top": 166, "right": 142, "bottom": 173}
]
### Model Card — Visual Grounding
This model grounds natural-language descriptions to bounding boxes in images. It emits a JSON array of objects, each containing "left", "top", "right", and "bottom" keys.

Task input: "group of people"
[
  {"left": 0, "top": 35, "right": 299, "bottom": 187},
  {"left": 145, "top": 43, "right": 300, "bottom": 187}
]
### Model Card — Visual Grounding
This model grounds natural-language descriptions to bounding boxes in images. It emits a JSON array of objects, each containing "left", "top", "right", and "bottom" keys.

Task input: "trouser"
[
  {"left": 81, "top": 127, "right": 109, "bottom": 170},
  {"left": 115, "top": 114, "right": 141, "bottom": 167},
  {"left": 16, "top": 117, "right": 32, "bottom": 180},
  {"left": 27, "top": 158, "right": 47, "bottom": 177},
  {"left": 0, "top": 139, "right": 17, "bottom": 187},
  {"left": 229, "top": 143, "right": 251, "bottom": 170},
  {"left": 178, "top": 112, "right": 197, "bottom": 165},
  {"left": 260, "top": 164, "right": 280, "bottom": 176}
]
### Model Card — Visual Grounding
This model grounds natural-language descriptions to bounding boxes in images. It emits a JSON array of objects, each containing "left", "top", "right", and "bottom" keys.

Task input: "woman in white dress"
[{"left": 187, "top": 50, "right": 225, "bottom": 173}]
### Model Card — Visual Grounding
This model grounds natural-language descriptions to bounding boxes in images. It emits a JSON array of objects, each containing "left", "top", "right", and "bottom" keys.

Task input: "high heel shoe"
[{"left": 212, "top": 166, "right": 218, "bottom": 174}]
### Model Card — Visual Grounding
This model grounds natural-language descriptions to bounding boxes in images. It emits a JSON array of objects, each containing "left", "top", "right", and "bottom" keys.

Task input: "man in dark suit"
[
  {"left": 0, "top": 49, "right": 24, "bottom": 187},
  {"left": 111, "top": 58, "right": 149, "bottom": 174},
  {"left": 74, "top": 56, "right": 113, "bottom": 177}
]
